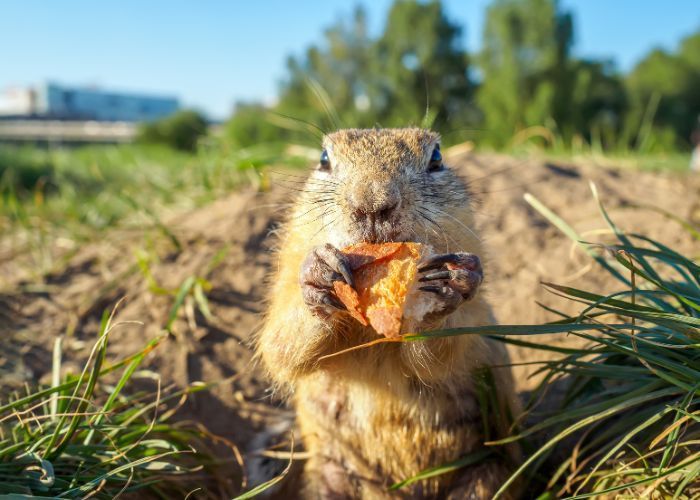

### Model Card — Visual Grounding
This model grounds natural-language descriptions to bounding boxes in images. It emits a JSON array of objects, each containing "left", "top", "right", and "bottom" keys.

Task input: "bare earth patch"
[{"left": 3, "top": 152, "right": 699, "bottom": 482}]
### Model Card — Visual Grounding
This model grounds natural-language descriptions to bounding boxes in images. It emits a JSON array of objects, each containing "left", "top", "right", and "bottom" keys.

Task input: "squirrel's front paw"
[
  {"left": 417, "top": 252, "right": 483, "bottom": 317},
  {"left": 300, "top": 244, "right": 354, "bottom": 319}
]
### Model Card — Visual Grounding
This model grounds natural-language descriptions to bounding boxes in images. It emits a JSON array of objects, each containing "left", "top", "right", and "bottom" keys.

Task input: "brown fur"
[{"left": 256, "top": 128, "right": 521, "bottom": 499}]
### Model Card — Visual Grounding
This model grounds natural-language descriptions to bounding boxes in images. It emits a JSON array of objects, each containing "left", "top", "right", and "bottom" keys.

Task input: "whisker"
[
  {"left": 274, "top": 185, "right": 337, "bottom": 196},
  {"left": 465, "top": 158, "right": 532, "bottom": 184},
  {"left": 272, "top": 178, "right": 337, "bottom": 188},
  {"left": 285, "top": 208, "right": 335, "bottom": 230},
  {"left": 415, "top": 209, "right": 450, "bottom": 252},
  {"left": 289, "top": 202, "right": 335, "bottom": 222},
  {"left": 273, "top": 180, "right": 337, "bottom": 191},
  {"left": 469, "top": 180, "right": 543, "bottom": 196},
  {"left": 427, "top": 206, "right": 482, "bottom": 243},
  {"left": 267, "top": 111, "right": 327, "bottom": 139},
  {"left": 245, "top": 202, "right": 298, "bottom": 214},
  {"left": 415, "top": 205, "right": 460, "bottom": 248},
  {"left": 309, "top": 214, "right": 339, "bottom": 241},
  {"left": 271, "top": 176, "right": 340, "bottom": 188},
  {"left": 268, "top": 170, "right": 340, "bottom": 186}
]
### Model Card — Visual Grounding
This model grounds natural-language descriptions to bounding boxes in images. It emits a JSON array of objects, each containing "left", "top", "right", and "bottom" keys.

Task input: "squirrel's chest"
[
  {"left": 294, "top": 370, "right": 484, "bottom": 480},
  {"left": 294, "top": 370, "right": 481, "bottom": 435}
]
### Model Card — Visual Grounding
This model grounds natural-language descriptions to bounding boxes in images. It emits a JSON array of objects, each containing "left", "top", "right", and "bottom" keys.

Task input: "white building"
[{"left": 0, "top": 87, "right": 36, "bottom": 116}]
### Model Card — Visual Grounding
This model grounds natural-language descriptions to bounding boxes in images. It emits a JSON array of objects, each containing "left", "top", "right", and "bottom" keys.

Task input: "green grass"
[
  {"left": 488, "top": 142, "right": 692, "bottom": 173},
  {"left": 0, "top": 141, "right": 300, "bottom": 232},
  {"left": 547, "top": 149, "right": 691, "bottom": 173},
  {"left": 500, "top": 187, "right": 700, "bottom": 498},
  {"left": 0, "top": 138, "right": 313, "bottom": 497},
  {"left": 477, "top": 122, "right": 694, "bottom": 172},
  {"left": 0, "top": 304, "right": 240, "bottom": 498},
  {"left": 389, "top": 185, "right": 699, "bottom": 498},
  {"left": 2, "top": 136, "right": 697, "bottom": 497},
  {"left": 0, "top": 140, "right": 311, "bottom": 282},
  {"left": 0, "top": 139, "right": 313, "bottom": 497}
]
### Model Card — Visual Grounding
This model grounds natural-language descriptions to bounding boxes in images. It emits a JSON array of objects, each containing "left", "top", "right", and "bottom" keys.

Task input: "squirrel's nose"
[{"left": 353, "top": 200, "right": 399, "bottom": 224}]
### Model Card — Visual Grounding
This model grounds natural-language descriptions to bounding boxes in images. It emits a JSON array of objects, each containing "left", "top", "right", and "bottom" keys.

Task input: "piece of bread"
[{"left": 333, "top": 242, "right": 438, "bottom": 338}]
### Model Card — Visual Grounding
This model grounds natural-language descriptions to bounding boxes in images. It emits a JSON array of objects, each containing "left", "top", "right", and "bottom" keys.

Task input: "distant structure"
[{"left": 0, "top": 82, "right": 179, "bottom": 122}]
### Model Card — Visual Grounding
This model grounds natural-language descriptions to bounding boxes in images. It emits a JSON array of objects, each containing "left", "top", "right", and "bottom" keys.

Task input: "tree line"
[{"left": 229, "top": 0, "right": 700, "bottom": 152}]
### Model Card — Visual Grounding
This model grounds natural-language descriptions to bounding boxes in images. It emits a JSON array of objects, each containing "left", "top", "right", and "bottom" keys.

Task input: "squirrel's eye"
[
  {"left": 428, "top": 145, "right": 443, "bottom": 173},
  {"left": 319, "top": 150, "right": 331, "bottom": 172}
]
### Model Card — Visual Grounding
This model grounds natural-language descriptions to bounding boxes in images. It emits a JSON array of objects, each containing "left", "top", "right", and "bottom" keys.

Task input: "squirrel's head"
[{"left": 303, "top": 128, "right": 474, "bottom": 249}]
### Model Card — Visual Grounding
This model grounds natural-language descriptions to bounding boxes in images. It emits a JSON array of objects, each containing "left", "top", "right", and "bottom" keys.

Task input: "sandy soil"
[{"left": 3, "top": 152, "right": 699, "bottom": 492}]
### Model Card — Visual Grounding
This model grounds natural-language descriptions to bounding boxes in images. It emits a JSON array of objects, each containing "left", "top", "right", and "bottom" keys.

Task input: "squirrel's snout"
[
  {"left": 352, "top": 200, "right": 399, "bottom": 225},
  {"left": 346, "top": 182, "right": 403, "bottom": 241}
]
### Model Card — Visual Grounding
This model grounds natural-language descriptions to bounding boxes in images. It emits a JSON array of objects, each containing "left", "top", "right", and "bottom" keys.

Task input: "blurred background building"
[{"left": 0, "top": 82, "right": 179, "bottom": 122}]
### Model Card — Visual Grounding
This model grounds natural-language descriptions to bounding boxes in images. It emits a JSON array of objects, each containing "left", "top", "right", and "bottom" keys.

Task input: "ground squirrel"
[{"left": 256, "top": 128, "right": 521, "bottom": 499}]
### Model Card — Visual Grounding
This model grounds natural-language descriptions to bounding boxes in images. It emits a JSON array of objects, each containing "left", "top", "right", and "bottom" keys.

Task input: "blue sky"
[{"left": 2, "top": 1, "right": 699, "bottom": 119}]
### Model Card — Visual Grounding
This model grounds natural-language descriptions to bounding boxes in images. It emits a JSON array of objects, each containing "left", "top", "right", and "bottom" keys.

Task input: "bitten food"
[{"left": 333, "top": 242, "right": 438, "bottom": 338}]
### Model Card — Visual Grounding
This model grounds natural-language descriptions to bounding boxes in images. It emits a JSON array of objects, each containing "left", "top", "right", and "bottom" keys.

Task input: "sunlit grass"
[
  {"left": 0, "top": 140, "right": 311, "bottom": 282},
  {"left": 497, "top": 187, "right": 700, "bottom": 498},
  {"left": 475, "top": 124, "right": 693, "bottom": 172},
  {"left": 2, "top": 135, "right": 697, "bottom": 497},
  {"left": 387, "top": 185, "right": 699, "bottom": 498},
  {"left": 0, "top": 303, "right": 240, "bottom": 498}
]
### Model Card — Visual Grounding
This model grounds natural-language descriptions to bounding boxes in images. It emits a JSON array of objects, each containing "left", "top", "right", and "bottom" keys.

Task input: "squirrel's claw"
[
  {"left": 300, "top": 243, "right": 353, "bottom": 319},
  {"left": 419, "top": 270, "right": 451, "bottom": 282},
  {"left": 418, "top": 252, "right": 481, "bottom": 273},
  {"left": 418, "top": 252, "right": 483, "bottom": 308}
]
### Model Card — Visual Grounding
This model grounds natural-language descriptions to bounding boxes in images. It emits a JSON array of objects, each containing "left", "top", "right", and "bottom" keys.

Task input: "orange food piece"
[
  {"left": 342, "top": 242, "right": 404, "bottom": 270},
  {"left": 366, "top": 306, "right": 402, "bottom": 339},
  {"left": 335, "top": 242, "right": 429, "bottom": 338},
  {"left": 333, "top": 281, "right": 367, "bottom": 326}
]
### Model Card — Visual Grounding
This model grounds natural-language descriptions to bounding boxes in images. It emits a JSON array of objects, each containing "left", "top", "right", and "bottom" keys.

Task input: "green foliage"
[
  {"left": 226, "top": 103, "right": 288, "bottom": 148},
  {"left": 0, "top": 142, "right": 308, "bottom": 279},
  {"left": 1, "top": 145, "right": 195, "bottom": 231},
  {"left": 137, "top": 109, "right": 209, "bottom": 152},
  {"left": 0, "top": 142, "right": 287, "bottom": 229},
  {"left": 394, "top": 188, "right": 700, "bottom": 498},
  {"left": 494, "top": 190, "right": 700, "bottom": 498},
  {"left": 0, "top": 309, "right": 232, "bottom": 498},
  {"left": 477, "top": 0, "right": 628, "bottom": 148},
  {"left": 478, "top": 0, "right": 569, "bottom": 145},
  {"left": 0, "top": 146, "right": 55, "bottom": 192},
  {"left": 566, "top": 59, "right": 627, "bottom": 149},
  {"left": 373, "top": 0, "right": 475, "bottom": 128},
  {"left": 623, "top": 32, "right": 700, "bottom": 152},
  {"left": 231, "top": 1, "right": 476, "bottom": 147},
  {"left": 225, "top": 0, "right": 699, "bottom": 155},
  {"left": 277, "top": 6, "right": 377, "bottom": 136}
]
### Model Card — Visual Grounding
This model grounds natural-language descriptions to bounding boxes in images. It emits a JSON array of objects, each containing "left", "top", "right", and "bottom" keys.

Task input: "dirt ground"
[{"left": 2, "top": 151, "right": 699, "bottom": 491}]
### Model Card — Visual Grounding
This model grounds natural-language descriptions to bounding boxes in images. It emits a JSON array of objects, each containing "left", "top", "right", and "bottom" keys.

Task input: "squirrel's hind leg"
[
  {"left": 445, "top": 460, "right": 518, "bottom": 500},
  {"left": 302, "top": 455, "right": 357, "bottom": 500}
]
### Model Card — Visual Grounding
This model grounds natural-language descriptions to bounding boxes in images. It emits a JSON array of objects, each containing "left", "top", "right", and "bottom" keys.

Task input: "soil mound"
[{"left": 5, "top": 152, "right": 699, "bottom": 466}]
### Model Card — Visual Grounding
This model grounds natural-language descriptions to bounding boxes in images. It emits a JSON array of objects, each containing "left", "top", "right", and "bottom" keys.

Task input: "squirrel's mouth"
[
  {"left": 332, "top": 216, "right": 420, "bottom": 247},
  {"left": 357, "top": 225, "right": 415, "bottom": 245}
]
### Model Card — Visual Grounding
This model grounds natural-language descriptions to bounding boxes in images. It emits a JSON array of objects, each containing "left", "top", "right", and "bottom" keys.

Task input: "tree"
[
  {"left": 567, "top": 59, "right": 627, "bottom": 149},
  {"left": 226, "top": 102, "right": 286, "bottom": 148},
  {"left": 276, "top": 6, "right": 377, "bottom": 137},
  {"left": 624, "top": 32, "right": 700, "bottom": 151},
  {"left": 137, "top": 110, "right": 208, "bottom": 152},
  {"left": 224, "top": 0, "right": 694, "bottom": 154},
  {"left": 477, "top": 0, "right": 573, "bottom": 146},
  {"left": 477, "top": 0, "right": 628, "bottom": 148},
  {"left": 274, "top": 1, "right": 475, "bottom": 140},
  {"left": 374, "top": 0, "right": 476, "bottom": 130}
]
